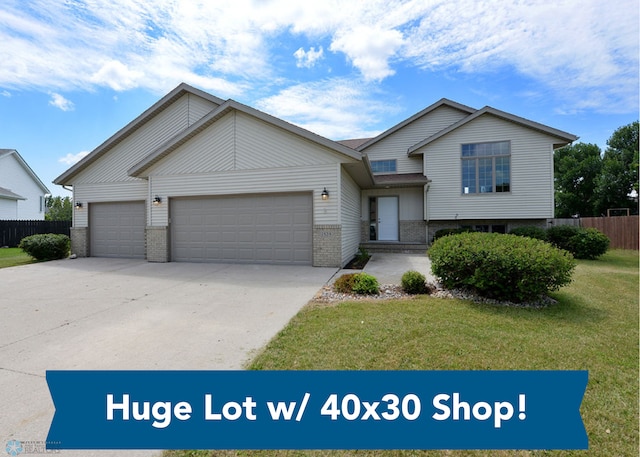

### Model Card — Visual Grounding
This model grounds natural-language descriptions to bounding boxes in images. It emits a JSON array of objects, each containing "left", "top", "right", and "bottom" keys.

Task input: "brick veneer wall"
[
  {"left": 313, "top": 224, "right": 342, "bottom": 267},
  {"left": 146, "top": 226, "right": 168, "bottom": 262},
  {"left": 70, "top": 227, "right": 88, "bottom": 257}
]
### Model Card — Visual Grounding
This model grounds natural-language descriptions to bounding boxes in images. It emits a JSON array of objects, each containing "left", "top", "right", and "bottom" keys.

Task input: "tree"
[
  {"left": 594, "top": 121, "right": 639, "bottom": 215},
  {"left": 45, "top": 196, "right": 73, "bottom": 221},
  {"left": 554, "top": 143, "right": 602, "bottom": 217},
  {"left": 554, "top": 121, "right": 639, "bottom": 217}
]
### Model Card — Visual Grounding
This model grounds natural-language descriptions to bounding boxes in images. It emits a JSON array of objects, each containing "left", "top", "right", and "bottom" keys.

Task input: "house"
[
  {"left": 0, "top": 149, "right": 50, "bottom": 220},
  {"left": 53, "top": 83, "right": 576, "bottom": 267}
]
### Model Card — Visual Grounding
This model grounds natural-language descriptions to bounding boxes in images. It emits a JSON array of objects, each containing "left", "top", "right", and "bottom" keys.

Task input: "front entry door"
[{"left": 377, "top": 196, "right": 399, "bottom": 241}]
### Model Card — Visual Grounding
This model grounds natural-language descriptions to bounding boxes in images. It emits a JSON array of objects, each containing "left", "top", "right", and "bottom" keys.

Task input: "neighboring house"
[
  {"left": 0, "top": 149, "right": 50, "bottom": 220},
  {"left": 53, "top": 83, "right": 576, "bottom": 267}
]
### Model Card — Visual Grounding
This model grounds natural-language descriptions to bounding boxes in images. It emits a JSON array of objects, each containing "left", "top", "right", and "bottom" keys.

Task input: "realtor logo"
[{"left": 5, "top": 440, "right": 22, "bottom": 456}]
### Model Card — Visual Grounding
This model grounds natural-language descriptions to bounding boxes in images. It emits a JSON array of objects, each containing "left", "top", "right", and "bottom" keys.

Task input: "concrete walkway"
[{"left": 330, "top": 252, "right": 434, "bottom": 285}]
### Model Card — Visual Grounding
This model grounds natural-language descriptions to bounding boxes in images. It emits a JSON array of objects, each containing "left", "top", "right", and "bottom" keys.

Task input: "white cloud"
[
  {"left": 58, "top": 151, "right": 89, "bottom": 165},
  {"left": 49, "top": 93, "right": 74, "bottom": 111},
  {"left": 331, "top": 26, "right": 404, "bottom": 81},
  {"left": 90, "top": 60, "right": 143, "bottom": 91},
  {"left": 256, "top": 78, "right": 395, "bottom": 139},
  {"left": 294, "top": 47, "right": 324, "bottom": 68},
  {"left": 1, "top": 90, "right": 10, "bottom": 97},
  {"left": 0, "top": 0, "right": 636, "bottom": 114}
]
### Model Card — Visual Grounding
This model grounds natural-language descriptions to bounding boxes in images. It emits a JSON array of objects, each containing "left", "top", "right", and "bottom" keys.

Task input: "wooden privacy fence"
[
  {"left": 581, "top": 216, "right": 639, "bottom": 250},
  {"left": 0, "top": 220, "right": 72, "bottom": 248}
]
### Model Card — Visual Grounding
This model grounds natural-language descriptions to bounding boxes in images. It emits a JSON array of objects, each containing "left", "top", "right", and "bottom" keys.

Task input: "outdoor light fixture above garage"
[
  {"left": 153, "top": 195, "right": 162, "bottom": 205},
  {"left": 74, "top": 202, "right": 82, "bottom": 210},
  {"left": 321, "top": 188, "right": 329, "bottom": 200}
]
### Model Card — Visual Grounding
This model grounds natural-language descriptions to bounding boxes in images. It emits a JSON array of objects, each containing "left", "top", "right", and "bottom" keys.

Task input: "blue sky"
[{"left": 1, "top": 0, "right": 638, "bottom": 197}]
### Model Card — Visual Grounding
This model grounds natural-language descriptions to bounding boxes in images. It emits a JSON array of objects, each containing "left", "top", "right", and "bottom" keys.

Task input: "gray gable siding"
[
  {"left": 74, "top": 94, "right": 209, "bottom": 183},
  {"left": 362, "top": 105, "right": 469, "bottom": 174},
  {"left": 423, "top": 114, "right": 558, "bottom": 220}
]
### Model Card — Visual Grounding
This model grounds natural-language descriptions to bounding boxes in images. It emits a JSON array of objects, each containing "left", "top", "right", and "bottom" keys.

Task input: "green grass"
[
  {"left": 0, "top": 247, "right": 35, "bottom": 268},
  {"left": 165, "top": 250, "right": 639, "bottom": 457}
]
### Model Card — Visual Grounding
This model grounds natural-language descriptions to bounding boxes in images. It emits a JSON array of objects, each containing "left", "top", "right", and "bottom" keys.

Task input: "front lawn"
[
  {"left": 165, "top": 250, "right": 639, "bottom": 457},
  {"left": 0, "top": 247, "right": 35, "bottom": 269}
]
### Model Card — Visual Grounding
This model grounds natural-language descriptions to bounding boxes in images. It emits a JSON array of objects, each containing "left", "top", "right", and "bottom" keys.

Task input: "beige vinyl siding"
[
  {"left": 340, "top": 168, "right": 361, "bottom": 265},
  {"left": 72, "top": 181, "right": 148, "bottom": 227},
  {"left": 423, "top": 114, "right": 557, "bottom": 220},
  {"left": 148, "top": 112, "right": 236, "bottom": 175},
  {"left": 235, "top": 112, "right": 348, "bottom": 169},
  {"left": 360, "top": 187, "right": 424, "bottom": 221},
  {"left": 363, "top": 106, "right": 469, "bottom": 174},
  {"left": 74, "top": 94, "right": 212, "bottom": 183},
  {"left": 187, "top": 93, "right": 218, "bottom": 125},
  {"left": 148, "top": 165, "right": 340, "bottom": 226},
  {"left": 149, "top": 111, "right": 351, "bottom": 176}
]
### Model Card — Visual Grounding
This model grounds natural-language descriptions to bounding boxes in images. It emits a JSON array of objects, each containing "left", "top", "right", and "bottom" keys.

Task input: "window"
[
  {"left": 370, "top": 159, "right": 397, "bottom": 174},
  {"left": 461, "top": 141, "right": 510, "bottom": 194}
]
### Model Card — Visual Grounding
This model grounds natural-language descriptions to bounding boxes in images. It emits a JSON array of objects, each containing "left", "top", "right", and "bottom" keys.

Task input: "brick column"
[
  {"left": 70, "top": 227, "right": 88, "bottom": 257},
  {"left": 313, "top": 225, "right": 342, "bottom": 267},
  {"left": 146, "top": 226, "right": 169, "bottom": 262}
]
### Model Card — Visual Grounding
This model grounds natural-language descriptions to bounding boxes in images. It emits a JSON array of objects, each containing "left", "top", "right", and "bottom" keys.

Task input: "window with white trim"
[
  {"left": 370, "top": 159, "right": 397, "bottom": 174},
  {"left": 461, "top": 141, "right": 510, "bottom": 194}
]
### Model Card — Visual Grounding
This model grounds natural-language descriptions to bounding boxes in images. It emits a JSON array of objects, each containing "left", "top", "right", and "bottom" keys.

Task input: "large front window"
[{"left": 461, "top": 141, "right": 510, "bottom": 194}]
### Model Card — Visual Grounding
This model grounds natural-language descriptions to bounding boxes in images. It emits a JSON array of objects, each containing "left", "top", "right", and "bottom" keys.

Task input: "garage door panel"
[
  {"left": 171, "top": 194, "right": 312, "bottom": 265},
  {"left": 90, "top": 201, "right": 145, "bottom": 259}
]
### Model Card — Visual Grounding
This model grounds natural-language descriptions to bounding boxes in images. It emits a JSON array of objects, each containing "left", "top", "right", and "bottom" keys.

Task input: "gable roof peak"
[
  {"left": 54, "top": 82, "right": 226, "bottom": 185},
  {"left": 357, "top": 98, "right": 476, "bottom": 151}
]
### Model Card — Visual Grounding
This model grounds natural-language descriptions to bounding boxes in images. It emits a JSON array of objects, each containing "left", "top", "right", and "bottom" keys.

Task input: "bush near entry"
[
  {"left": 333, "top": 272, "right": 380, "bottom": 295},
  {"left": 401, "top": 270, "right": 428, "bottom": 294},
  {"left": 19, "top": 234, "right": 70, "bottom": 261},
  {"left": 429, "top": 232, "right": 576, "bottom": 302}
]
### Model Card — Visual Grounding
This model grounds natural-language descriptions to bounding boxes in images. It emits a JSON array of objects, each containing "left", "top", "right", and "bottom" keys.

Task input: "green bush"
[
  {"left": 429, "top": 232, "right": 576, "bottom": 302},
  {"left": 509, "top": 226, "right": 548, "bottom": 241},
  {"left": 567, "top": 227, "right": 610, "bottom": 260},
  {"left": 401, "top": 270, "right": 428, "bottom": 294},
  {"left": 433, "top": 227, "right": 474, "bottom": 241},
  {"left": 352, "top": 273, "right": 380, "bottom": 295},
  {"left": 333, "top": 273, "right": 358, "bottom": 293},
  {"left": 19, "top": 234, "right": 70, "bottom": 261},
  {"left": 546, "top": 225, "right": 580, "bottom": 252},
  {"left": 547, "top": 225, "right": 610, "bottom": 259}
]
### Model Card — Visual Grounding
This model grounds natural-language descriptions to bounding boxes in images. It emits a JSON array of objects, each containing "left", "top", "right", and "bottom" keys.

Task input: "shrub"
[
  {"left": 547, "top": 225, "right": 610, "bottom": 259},
  {"left": 352, "top": 273, "right": 380, "bottom": 295},
  {"left": 433, "top": 227, "right": 473, "bottom": 241},
  {"left": 401, "top": 270, "right": 428, "bottom": 294},
  {"left": 333, "top": 273, "right": 358, "bottom": 293},
  {"left": 567, "top": 227, "right": 610, "bottom": 260},
  {"left": 19, "top": 233, "right": 70, "bottom": 261},
  {"left": 429, "top": 232, "right": 576, "bottom": 302},
  {"left": 509, "top": 226, "right": 548, "bottom": 241},
  {"left": 546, "top": 225, "right": 580, "bottom": 252}
]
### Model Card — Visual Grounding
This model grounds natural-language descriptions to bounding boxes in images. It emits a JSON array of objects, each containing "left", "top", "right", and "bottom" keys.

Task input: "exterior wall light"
[
  {"left": 321, "top": 188, "right": 329, "bottom": 200},
  {"left": 74, "top": 202, "right": 82, "bottom": 210},
  {"left": 153, "top": 195, "right": 162, "bottom": 205}
]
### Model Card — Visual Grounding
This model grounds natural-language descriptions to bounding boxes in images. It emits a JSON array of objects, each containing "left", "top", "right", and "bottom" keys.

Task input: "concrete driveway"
[{"left": 0, "top": 258, "right": 337, "bottom": 456}]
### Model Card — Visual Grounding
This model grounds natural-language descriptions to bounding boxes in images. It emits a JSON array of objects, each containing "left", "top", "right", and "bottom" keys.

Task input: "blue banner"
[{"left": 46, "top": 370, "right": 587, "bottom": 450}]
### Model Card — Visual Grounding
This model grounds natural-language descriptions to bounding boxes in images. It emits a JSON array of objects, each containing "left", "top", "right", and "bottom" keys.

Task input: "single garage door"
[
  {"left": 171, "top": 193, "right": 312, "bottom": 265},
  {"left": 90, "top": 201, "right": 146, "bottom": 258}
]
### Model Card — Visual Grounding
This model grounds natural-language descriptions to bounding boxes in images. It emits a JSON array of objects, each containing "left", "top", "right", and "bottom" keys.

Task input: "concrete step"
[{"left": 360, "top": 242, "right": 427, "bottom": 254}]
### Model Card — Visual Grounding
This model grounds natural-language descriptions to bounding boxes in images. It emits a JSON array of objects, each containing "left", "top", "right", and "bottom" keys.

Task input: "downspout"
[{"left": 424, "top": 182, "right": 431, "bottom": 244}]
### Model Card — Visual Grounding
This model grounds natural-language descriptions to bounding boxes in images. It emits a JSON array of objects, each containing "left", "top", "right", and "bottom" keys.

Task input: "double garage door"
[{"left": 171, "top": 193, "right": 312, "bottom": 265}]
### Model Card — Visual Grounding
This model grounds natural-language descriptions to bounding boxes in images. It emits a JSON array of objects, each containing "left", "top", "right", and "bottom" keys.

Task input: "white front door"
[{"left": 377, "top": 196, "right": 399, "bottom": 241}]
